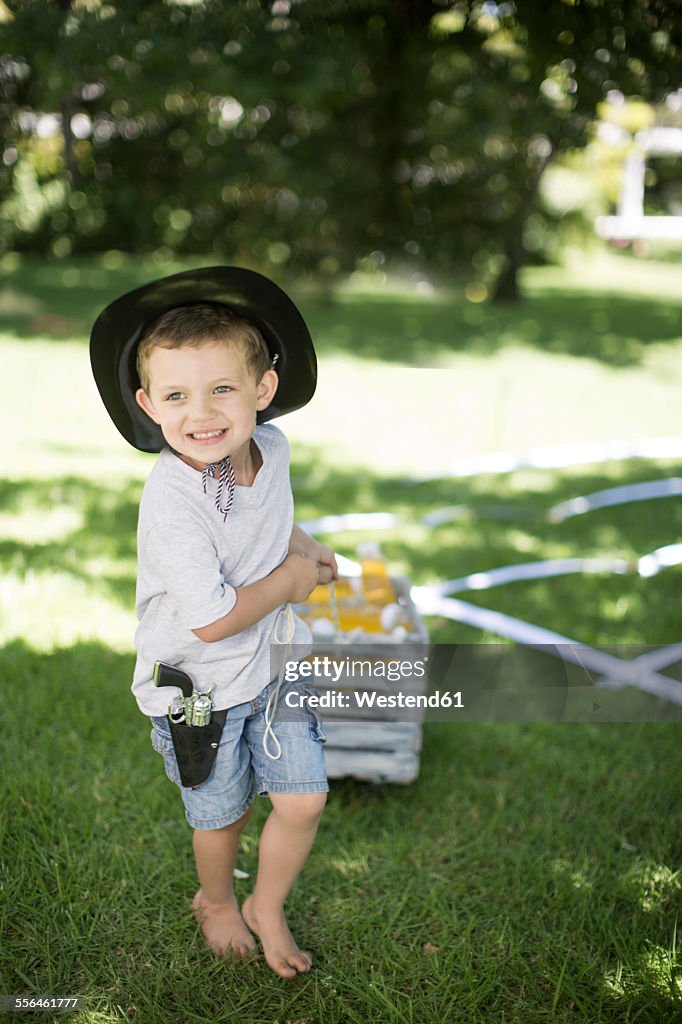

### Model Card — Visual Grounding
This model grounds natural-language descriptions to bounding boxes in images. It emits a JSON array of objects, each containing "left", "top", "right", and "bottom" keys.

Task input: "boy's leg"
[
  {"left": 242, "top": 791, "right": 327, "bottom": 978},
  {"left": 192, "top": 803, "right": 258, "bottom": 957}
]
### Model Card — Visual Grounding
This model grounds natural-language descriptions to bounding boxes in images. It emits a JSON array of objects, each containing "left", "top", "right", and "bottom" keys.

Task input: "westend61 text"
[{"left": 284, "top": 690, "right": 463, "bottom": 710}]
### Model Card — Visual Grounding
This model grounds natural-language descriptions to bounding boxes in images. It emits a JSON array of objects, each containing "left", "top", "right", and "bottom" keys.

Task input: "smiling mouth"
[{"left": 188, "top": 429, "right": 227, "bottom": 442}]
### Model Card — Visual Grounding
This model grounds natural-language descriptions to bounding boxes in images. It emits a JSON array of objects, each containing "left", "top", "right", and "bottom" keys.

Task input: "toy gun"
[
  {"left": 154, "top": 661, "right": 213, "bottom": 726},
  {"left": 154, "top": 661, "right": 227, "bottom": 788}
]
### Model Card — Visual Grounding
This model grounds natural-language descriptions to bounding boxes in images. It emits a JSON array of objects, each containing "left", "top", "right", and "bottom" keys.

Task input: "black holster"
[{"left": 167, "top": 708, "right": 228, "bottom": 788}]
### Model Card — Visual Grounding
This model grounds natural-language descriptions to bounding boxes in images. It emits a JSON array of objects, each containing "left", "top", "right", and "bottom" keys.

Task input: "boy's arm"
[
  {"left": 192, "top": 553, "right": 319, "bottom": 643},
  {"left": 288, "top": 523, "right": 339, "bottom": 583}
]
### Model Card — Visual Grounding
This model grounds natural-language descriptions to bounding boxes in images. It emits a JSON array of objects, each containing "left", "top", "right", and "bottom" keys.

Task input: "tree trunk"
[
  {"left": 491, "top": 152, "right": 553, "bottom": 304},
  {"left": 492, "top": 247, "right": 524, "bottom": 303}
]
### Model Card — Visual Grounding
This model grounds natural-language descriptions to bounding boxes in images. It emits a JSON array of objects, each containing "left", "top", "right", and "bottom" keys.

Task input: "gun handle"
[{"left": 153, "top": 661, "right": 194, "bottom": 698}]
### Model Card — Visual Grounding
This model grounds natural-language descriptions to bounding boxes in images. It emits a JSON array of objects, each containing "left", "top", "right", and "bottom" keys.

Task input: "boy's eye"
[
  {"left": 165, "top": 392, "right": 185, "bottom": 401},
  {"left": 214, "top": 385, "right": 232, "bottom": 394}
]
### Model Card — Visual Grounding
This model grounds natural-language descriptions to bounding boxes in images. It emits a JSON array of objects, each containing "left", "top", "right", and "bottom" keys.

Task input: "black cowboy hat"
[{"left": 89, "top": 265, "right": 317, "bottom": 452}]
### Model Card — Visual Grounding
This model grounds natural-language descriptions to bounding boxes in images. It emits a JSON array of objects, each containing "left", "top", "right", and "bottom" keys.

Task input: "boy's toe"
[
  {"left": 274, "top": 958, "right": 298, "bottom": 978},
  {"left": 289, "top": 951, "right": 312, "bottom": 972},
  {"left": 233, "top": 940, "right": 258, "bottom": 960}
]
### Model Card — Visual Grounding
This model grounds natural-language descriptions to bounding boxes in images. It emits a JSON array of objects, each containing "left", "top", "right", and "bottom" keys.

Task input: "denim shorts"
[{"left": 149, "top": 675, "right": 328, "bottom": 830}]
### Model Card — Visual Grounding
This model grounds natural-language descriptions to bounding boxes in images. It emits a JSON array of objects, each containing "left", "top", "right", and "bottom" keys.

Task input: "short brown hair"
[{"left": 136, "top": 303, "right": 273, "bottom": 393}]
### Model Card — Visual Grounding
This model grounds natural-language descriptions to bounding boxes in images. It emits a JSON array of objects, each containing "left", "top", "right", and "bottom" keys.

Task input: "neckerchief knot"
[{"left": 201, "top": 456, "right": 236, "bottom": 522}]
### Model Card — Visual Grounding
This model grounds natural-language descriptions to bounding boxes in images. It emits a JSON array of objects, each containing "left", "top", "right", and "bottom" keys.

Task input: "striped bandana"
[{"left": 201, "top": 457, "right": 236, "bottom": 522}]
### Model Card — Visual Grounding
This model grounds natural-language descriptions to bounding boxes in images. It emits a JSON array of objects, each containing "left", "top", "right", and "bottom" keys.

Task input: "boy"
[{"left": 90, "top": 267, "right": 337, "bottom": 978}]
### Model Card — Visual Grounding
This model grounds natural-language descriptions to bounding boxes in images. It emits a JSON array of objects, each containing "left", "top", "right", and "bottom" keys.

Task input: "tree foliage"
[{"left": 1, "top": 0, "right": 681, "bottom": 297}]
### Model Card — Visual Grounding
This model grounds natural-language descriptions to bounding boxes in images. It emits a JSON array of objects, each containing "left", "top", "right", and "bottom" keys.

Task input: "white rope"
[
  {"left": 262, "top": 603, "right": 297, "bottom": 760},
  {"left": 328, "top": 580, "right": 342, "bottom": 638}
]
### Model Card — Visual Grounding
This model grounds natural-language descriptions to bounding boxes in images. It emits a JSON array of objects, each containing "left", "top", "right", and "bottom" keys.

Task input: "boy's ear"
[
  {"left": 256, "top": 369, "right": 279, "bottom": 411},
  {"left": 135, "top": 388, "right": 161, "bottom": 425}
]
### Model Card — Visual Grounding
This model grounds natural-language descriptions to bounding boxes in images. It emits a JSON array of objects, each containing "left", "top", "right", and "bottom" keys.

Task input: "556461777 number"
[{"left": 0, "top": 996, "right": 84, "bottom": 1012}]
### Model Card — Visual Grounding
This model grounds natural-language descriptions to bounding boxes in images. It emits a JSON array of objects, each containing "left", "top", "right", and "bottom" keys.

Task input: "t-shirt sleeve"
[
  {"left": 268, "top": 422, "right": 290, "bottom": 460},
  {"left": 142, "top": 518, "right": 237, "bottom": 631}
]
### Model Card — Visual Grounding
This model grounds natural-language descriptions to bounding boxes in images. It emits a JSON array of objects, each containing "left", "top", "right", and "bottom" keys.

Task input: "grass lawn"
[{"left": 1, "top": 250, "right": 680, "bottom": 1023}]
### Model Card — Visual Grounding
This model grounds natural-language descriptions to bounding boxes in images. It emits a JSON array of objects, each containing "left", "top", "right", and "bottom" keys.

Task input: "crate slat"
[
  {"left": 322, "top": 720, "right": 423, "bottom": 751},
  {"left": 304, "top": 575, "right": 429, "bottom": 784},
  {"left": 324, "top": 746, "right": 421, "bottom": 785}
]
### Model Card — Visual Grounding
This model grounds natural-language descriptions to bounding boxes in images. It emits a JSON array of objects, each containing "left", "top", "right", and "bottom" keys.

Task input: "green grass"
[
  {"left": 1, "top": 250, "right": 681, "bottom": 1023},
  {"left": 2, "top": 645, "right": 680, "bottom": 1023}
]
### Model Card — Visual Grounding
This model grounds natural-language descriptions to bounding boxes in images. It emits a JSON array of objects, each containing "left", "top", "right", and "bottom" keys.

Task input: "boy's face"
[{"left": 135, "top": 341, "right": 278, "bottom": 472}]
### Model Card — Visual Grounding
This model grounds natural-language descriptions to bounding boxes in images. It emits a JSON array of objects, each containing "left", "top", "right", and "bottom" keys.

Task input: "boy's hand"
[
  {"left": 282, "top": 553, "right": 320, "bottom": 604},
  {"left": 312, "top": 541, "right": 338, "bottom": 585},
  {"left": 288, "top": 525, "right": 339, "bottom": 586}
]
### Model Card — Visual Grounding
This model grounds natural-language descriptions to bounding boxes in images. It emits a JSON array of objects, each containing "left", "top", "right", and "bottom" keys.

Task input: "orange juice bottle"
[
  {"left": 305, "top": 582, "right": 332, "bottom": 606},
  {"left": 357, "top": 542, "right": 396, "bottom": 605},
  {"left": 304, "top": 577, "right": 357, "bottom": 608},
  {"left": 329, "top": 577, "right": 357, "bottom": 601},
  {"left": 336, "top": 606, "right": 384, "bottom": 632}
]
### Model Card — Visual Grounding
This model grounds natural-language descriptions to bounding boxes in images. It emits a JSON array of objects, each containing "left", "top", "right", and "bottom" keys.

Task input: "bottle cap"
[{"left": 357, "top": 541, "right": 382, "bottom": 560}]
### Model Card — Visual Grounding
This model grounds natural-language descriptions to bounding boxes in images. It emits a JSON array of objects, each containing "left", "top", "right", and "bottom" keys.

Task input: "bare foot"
[
  {"left": 241, "top": 893, "right": 312, "bottom": 978},
  {"left": 192, "top": 889, "right": 258, "bottom": 959}
]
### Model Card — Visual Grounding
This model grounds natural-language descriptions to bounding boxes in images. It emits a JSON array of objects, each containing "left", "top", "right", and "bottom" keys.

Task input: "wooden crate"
[
  {"left": 322, "top": 721, "right": 424, "bottom": 784},
  {"left": 299, "top": 576, "right": 430, "bottom": 784}
]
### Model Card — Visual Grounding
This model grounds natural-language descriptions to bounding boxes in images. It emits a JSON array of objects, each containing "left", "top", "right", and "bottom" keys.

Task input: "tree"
[
  {"left": 419, "top": 1, "right": 682, "bottom": 299},
  {"left": 1, "top": 0, "right": 681, "bottom": 299}
]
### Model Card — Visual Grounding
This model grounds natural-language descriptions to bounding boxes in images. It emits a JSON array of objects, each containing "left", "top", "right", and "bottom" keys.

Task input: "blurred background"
[{"left": 2, "top": 0, "right": 682, "bottom": 292}]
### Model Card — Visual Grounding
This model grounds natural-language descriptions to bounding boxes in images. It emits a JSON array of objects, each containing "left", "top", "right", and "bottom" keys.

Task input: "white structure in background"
[
  {"left": 595, "top": 124, "right": 682, "bottom": 240},
  {"left": 301, "top": 442, "right": 682, "bottom": 705}
]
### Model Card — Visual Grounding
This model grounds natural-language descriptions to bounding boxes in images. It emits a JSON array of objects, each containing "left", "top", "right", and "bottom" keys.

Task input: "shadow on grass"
[
  {"left": 0, "top": 259, "right": 178, "bottom": 342},
  {"left": 1, "top": 257, "right": 681, "bottom": 370},
  {"left": 300, "top": 289, "right": 682, "bottom": 369},
  {"left": 1, "top": 452, "right": 681, "bottom": 645},
  {"left": 1, "top": 638, "right": 679, "bottom": 1023},
  {"left": 0, "top": 475, "right": 140, "bottom": 609}
]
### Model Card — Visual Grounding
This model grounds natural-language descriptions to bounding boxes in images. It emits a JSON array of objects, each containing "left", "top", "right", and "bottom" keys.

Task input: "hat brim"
[{"left": 89, "top": 266, "right": 317, "bottom": 452}]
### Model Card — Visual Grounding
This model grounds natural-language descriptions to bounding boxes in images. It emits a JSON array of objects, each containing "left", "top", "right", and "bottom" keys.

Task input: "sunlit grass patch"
[
  {"left": 0, "top": 568, "right": 136, "bottom": 651},
  {"left": 603, "top": 942, "right": 682, "bottom": 1004},
  {"left": 621, "top": 860, "right": 682, "bottom": 913},
  {"left": 0, "top": 502, "right": 84, "bottom": 543}
]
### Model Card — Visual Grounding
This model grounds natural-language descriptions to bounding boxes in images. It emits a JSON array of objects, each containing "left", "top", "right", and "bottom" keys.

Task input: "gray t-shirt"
[{"left": 132, "top": 423, "right": 312, "bottom": 716}]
